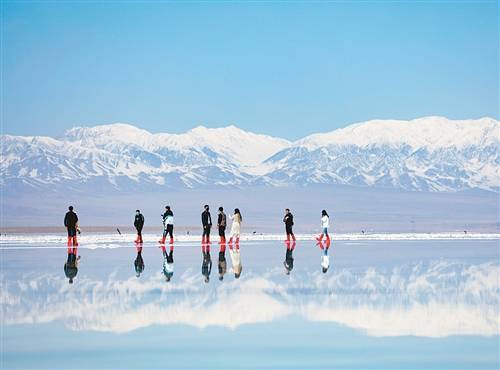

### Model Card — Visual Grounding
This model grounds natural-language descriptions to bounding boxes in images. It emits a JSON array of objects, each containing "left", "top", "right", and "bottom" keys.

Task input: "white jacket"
[
  {"left": 321, "top": 215, "right": 329, "bottom": 228},
  {"left": 230, "top": 214, "right": 241, "bottom": 237},
  {"left": 164, "top": 215, "right": 174, "bottom": 225}
]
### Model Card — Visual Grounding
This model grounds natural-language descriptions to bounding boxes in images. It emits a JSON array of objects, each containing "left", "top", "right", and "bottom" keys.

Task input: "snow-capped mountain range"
[{"left": 1, "top": 117, "right": 499, "bottom": 193}]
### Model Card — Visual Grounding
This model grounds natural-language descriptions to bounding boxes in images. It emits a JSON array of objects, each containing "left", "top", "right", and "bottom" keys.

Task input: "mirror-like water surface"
[{"left": 1, "top": 238, "right": 499, "bottom": 369}]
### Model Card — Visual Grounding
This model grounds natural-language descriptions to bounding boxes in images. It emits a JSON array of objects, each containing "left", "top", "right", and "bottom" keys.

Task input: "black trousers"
[
  {"left": 285, "top": 225, "right": 294, "bottom": 235},
  {"left": 136, "top": 227, "right": 143, "bottom": 237},
  {"left": 163, "top": 224, "right": 174, "bottom": 238},
  {"left": 218, "top": 226, "right": 226, "bottom": 237},
  {"left": 203, "top": 225, "right": 211, "bottom": 237},
  {"left": 67, "top": 227, "right": 77, "bottom": 237}
]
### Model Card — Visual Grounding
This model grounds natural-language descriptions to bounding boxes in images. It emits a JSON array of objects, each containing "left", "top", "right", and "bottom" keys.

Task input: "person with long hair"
[
  {"left": 316, "top": 210, "right": 331, "bottom": 273},
  {"left": 228, "top": 208, "right": 242, "bottom": 247},
  {"left": 317, "top": 210, "right": 330, "bottom": 242}
]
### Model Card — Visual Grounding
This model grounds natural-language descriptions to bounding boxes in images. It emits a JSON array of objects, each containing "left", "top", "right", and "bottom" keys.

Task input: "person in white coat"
[
  {"left": 228, "top": 208, "right": 243, "bottom": 278},
  {"left": 228, "top": 208, "right": 242, "bottom": 247},
  {"left": 317, "top": 210, "right": 331, "bottom": 273},
  {"left": 317, "top": 210, "right": 330, "bottom": 242}
]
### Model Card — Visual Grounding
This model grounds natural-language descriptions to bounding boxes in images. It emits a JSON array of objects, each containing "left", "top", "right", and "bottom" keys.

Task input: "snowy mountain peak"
[
  {"left": 65, "top": 123, "right": 153, "bottom": 145},
  {"left": 2, "top": 117, "right": 498, "bottom": 192},
  {"left": 295, "top": 116, "right": 499, "bottom": 150}
]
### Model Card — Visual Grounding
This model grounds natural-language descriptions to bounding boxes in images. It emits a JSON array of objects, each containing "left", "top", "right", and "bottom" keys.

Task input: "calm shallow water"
[{"left": 1, "top": 238, "right": 499, "bottom": 369}]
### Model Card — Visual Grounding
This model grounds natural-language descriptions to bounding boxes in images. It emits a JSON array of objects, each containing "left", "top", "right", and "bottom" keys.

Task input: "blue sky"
[{"left": 1, "top": 1, "right": 498, "bottom": 139}]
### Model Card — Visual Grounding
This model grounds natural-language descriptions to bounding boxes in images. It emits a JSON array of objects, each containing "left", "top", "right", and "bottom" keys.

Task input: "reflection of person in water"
[
  {"left": 202, "top": 249, "right": 212, "bottom": 283},
  {"left": 161, "top": 243, "right": 174, "bottom": 282},
  {"left": 64, "top": 246, "right": 80, "bottom": 284},
  {"left": 229, "top": 246, "right": 242, "bottom": 279},
  {"left": 134, "top": 245, "right": 145, "bottom": 277},
  {"left": 218, "top": 234, "right": 227, "bottom": 281},
  {"left": 284, "top": 241, "right": 296, "bottom": 275},
  {"left": 317, "top": 237, "right": 331, "bottom": 273}
]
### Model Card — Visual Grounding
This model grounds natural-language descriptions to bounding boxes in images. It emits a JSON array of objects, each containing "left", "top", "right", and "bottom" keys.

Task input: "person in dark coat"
[
  {"left": 134, "top": 210, "right": 145, "bottom": 243},
  {"left": 283, "top": 208, "right": 296, "bottom": 242},
  {"left": 201, "top": 205, "right": 212, "bottom": 246},
  {"left": 217, "top": 206, "right": 227, "bottom": 244},
  {"left": 64, "top": 206, "right": 79, "bottom": 246}
]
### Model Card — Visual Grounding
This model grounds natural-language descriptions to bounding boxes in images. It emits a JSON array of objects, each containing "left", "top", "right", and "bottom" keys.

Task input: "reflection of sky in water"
[{"left": 1, "top": 239, "right": 499, "bottom": 369}]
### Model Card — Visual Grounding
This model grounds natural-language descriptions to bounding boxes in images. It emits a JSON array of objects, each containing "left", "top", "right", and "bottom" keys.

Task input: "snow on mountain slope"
[
  {"left": 1, "top": 117, "right": 498, "bottom": 192},
  {"left": 264, "top": 117, "right": 499, "bottom": 191},
  {"left": 66, "top": 124, "right": 290, "bottom": 167},
  {"left": 294, "top": 117, "right": 498, "bottom": 150}
]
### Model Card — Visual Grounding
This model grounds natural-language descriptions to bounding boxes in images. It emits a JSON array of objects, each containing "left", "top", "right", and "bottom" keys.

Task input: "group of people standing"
[
  {"left": 200, "top": 205, "right": 243, "bottom": 283},
  {"left": 63, "top": 205, "right": 332, "bottom": 284}
]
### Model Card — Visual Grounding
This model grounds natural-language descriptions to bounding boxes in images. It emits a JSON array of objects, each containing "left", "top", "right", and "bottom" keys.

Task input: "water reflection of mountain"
[{"left": 2, "top": 260, "right": 498, "bottom": 337}]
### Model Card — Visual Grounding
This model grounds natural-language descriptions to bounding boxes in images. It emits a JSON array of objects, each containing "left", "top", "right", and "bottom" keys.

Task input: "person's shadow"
[{"left": 64, "top": 247, "right": 80, "bottom": 284}]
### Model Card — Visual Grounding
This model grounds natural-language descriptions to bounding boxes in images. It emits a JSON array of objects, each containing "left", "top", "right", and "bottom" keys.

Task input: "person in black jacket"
[
  {"left": 217, "top": 206, "right": 227, "bottom": 244},
  {"left": 201, "top": 204, "right": 212, "bottom": 246},
  {"left": 283, "top": 208, "right": 296, "bottom": 242},
  {"left": 134, "top": 210, "right": 145, "bottom": 244},
  {"left": 64, "top": 206, "right": 79, "bottom": 246}
]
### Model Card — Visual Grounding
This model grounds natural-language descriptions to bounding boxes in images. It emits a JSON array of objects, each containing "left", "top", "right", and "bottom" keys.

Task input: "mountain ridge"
[{"left": 2, "top": 116, "right": 498, "bottom": 192}]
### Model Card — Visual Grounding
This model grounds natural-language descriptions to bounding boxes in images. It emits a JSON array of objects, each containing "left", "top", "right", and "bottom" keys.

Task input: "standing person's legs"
[
  {"left": 167, "top": 225, "right": 174, "bottom": 241},
  {"left": 202, "top": 227, "right": 208, "bottom": 245},
  {"left": 137, "top": 227, "right": 143, "bottom": 243},
  {"left": 206, "top": 226, "right": 211, "bottom": 244},
  {"left": 218, "top": 226, "right": 225, "bottom": 244},
  {"left": 68, "top": 227, "right": 77, "bottom": 246},
  {"left": 160, "top": 228, "right": 167, "bottom": 244},
  {"left": 286, "top": 226, "right": 293, "bottom": 241}
]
